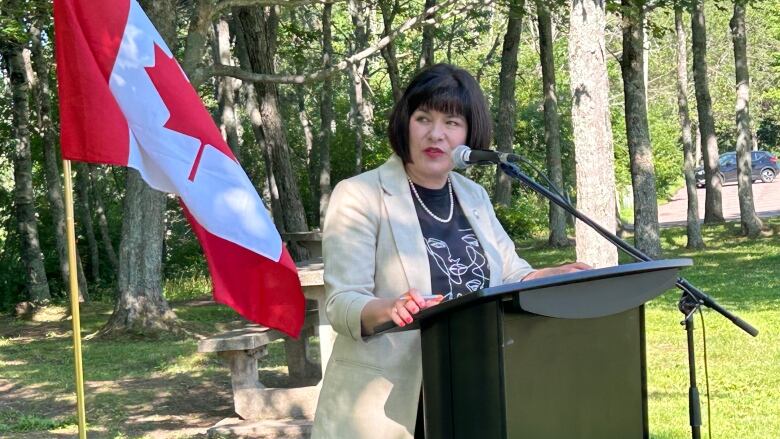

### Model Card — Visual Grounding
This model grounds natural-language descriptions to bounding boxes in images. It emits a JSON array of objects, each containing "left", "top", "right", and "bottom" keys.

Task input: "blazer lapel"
[
  {"left": 450, "top": 174, "right": 502, "bottom": 287},
  {"left": 378, "top": 156, "right": 432, "bottom": 295}
]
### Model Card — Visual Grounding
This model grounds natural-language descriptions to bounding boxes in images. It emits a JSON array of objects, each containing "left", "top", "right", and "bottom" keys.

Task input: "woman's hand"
[
  {"left": 360, "top": 289, "right": 444, "bottom": 335},
  {"left": 389, "top": 288, "right": 445, "bottom": 328},
  {"left": 523, "top": 262, "right": 592, "bottom": 281}
]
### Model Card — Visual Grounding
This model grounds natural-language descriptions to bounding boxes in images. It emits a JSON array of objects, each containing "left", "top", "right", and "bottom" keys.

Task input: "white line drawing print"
[{"left": 425, "top": 228, "right": 488, "bottom": 300}]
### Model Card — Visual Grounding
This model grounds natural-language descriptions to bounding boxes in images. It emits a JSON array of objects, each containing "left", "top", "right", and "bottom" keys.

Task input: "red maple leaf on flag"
[{"left": 145, "top": 44, "right": 235, "bottom": 181}]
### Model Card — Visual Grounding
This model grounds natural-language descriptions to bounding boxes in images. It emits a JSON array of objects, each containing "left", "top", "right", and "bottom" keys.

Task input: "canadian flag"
[{"left": 54, "top": 0, "right": 305, "bottom": 336}]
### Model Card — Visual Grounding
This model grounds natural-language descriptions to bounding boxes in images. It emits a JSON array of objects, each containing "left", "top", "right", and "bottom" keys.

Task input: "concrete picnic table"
[{"left": 295, "top": 258, "right": 334, "bottom": 380}]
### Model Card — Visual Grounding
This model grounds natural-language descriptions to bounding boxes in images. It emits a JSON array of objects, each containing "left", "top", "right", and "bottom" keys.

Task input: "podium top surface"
[{"left": 373, "top": 258, "right": 691, "bottom": 336}]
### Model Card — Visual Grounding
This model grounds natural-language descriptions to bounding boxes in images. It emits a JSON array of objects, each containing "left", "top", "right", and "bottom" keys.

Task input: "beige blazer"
[{"left": 311, "top": 155, "right": 534, "bottom": 439}]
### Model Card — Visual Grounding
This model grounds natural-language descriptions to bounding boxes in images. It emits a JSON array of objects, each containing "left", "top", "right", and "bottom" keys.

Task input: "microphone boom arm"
[{"left": 497, "top": 161, "right": 758, "bottom": 337}]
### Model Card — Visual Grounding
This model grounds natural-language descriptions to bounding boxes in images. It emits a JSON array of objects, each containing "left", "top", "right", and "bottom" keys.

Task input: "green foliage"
[
  {"left": 648, "top": 104, "right": 685, "bottom": 199},
  {"left": 493, "top": 190, "right": 551, "bottom": 240},
  {"left": 163, "top": 272, "right": 211, "bottom": 303},
  {"left": 0, "top": 409, "right": 76, "bottom": 434}
]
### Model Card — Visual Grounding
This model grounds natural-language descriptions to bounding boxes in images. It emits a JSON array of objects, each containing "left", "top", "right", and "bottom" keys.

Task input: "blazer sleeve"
[
  {"left": 480, "top": 186, "right": 536, "bottom": 283},
  {"left": 321, "top": 178, "right": 380, "bottom": 342}
]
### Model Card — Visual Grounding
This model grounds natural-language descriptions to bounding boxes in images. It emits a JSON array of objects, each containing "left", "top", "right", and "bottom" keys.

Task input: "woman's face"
[{"left": 405, "top": 108, "right": 468, "bottom": 188}]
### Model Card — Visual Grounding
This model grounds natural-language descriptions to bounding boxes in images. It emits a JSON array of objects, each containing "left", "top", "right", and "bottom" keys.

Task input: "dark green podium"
[{"left": 376, "top": 259, "right": 691, "bottom": 439}]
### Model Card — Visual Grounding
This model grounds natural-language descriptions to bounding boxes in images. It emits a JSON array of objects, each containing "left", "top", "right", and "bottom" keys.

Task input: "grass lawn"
[{"left": 0, "top": 218, "right": 778, "bottom": 438}]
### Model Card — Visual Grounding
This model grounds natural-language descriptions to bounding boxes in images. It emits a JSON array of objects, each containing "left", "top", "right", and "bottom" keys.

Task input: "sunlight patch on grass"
[
  {"left": 158, "top": 351, "right": 215, "bottom": 375},
  {"left": 30, "top": 305, "right": 69, "bottom": 322}
]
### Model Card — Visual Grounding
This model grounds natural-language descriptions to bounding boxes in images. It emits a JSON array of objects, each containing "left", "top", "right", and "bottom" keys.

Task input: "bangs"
[{"left": 409, "top": 80, "right": 470, "bottom": 119}]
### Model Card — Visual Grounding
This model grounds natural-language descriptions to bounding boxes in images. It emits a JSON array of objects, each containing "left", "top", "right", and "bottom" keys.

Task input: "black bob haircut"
[{"left": 388, "top": 64, "right": 493, "bottom": 163}]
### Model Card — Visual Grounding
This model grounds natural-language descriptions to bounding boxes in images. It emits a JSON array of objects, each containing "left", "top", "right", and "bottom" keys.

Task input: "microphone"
[{"left": 451, "top": 145, "right": 519, "bottom": 169}]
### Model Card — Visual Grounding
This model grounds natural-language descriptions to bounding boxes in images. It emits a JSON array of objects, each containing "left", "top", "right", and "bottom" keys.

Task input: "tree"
[
  {"left": 691, "top": 0, "right": 724, "bottom": 223},
  {"left": 419, "top": 0, "right": 437, "bottom": 69},
  {"left": 232, "top": 17, "right": 284, "bottom": 228},
  {"left": 568, "top": 0, "right": 618, "bottom": 268},
  {"left": 621, "top": 0, "right": 661, "bottom": 258},
  {"left": 29, "top": 11, "right": 89, "bottom": 296},
  {"left": 674, "top": 4, "right": 705, "bottom": 249},
  {"left": 730, "top": 0, "right": 762, "bottom": 237},
  {"left": 89, "top": 165, "right": 119, "bottom": 271},
  {"left": 379, "top": 0, "right": 403, "bottom": 102},
  {"left": 319, "top": 2, "right": 335, "bottom": 225},
  {"left": 235, "top": 5, "right": 311, "bottom": 259},
  {"left": 347, "top": 0, "right": 375, "bottom": 174},
  {"left": 74, "top": 163, "right": 100, "bottom": 282},
  {"left": 536, "top": 0, "right": 568, "bottom": 247},
  {"left": 211, "top": 17, "right": 242, "bottom": 160},
  {"left": 1, "top": 10, "right": 51, "bottom": 301},
  {"left": 493, "top": 0, "right": 524, "bottom": 206},
  {"left": 101, "top": 0, "right": 178, "bottom": 335}
]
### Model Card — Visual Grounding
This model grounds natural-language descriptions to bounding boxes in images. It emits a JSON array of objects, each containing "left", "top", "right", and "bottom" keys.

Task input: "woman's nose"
[{"left": 428, "top": 121, "right": 445, "bottom": 140}]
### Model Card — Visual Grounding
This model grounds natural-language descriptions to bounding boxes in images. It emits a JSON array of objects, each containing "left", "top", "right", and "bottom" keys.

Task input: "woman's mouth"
[{"left": 424, "top": 147, "right": 445, "bottom": 158}]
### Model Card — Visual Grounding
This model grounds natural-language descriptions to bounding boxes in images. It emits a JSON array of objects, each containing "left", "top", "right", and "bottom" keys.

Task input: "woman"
[{"left": 311, "top": 64, "right": 588, "bottom": 439}]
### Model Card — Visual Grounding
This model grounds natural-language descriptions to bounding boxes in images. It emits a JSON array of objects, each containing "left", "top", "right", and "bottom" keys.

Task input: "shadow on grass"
[{"left": 0, "top": 300, "right": 311, "bottom": 437}]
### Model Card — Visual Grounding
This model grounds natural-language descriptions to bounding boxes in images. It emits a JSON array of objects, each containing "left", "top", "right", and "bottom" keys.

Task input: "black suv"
[{"left": 695, "top": 151, "right": 778, "bottom": 187}]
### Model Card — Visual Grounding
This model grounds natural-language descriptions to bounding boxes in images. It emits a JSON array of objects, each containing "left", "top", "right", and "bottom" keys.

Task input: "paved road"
[{"left": 658, "top": 179, "right": 780, "bottom": 226}]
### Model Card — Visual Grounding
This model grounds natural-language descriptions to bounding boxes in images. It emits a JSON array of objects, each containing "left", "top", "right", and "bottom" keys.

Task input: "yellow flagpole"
[{"left": 62, "top": 159, "right": 88, "bottom": 439}]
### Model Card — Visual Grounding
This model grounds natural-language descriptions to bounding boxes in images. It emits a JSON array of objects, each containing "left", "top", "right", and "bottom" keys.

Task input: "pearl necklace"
[{"left": 407, "top": 176, "right": 454, "bottom": 223}]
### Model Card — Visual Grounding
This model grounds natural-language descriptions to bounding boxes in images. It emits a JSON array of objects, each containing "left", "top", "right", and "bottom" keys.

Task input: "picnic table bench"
[{"left": 198, "top": 311, "right": 320, "bottom": 420}]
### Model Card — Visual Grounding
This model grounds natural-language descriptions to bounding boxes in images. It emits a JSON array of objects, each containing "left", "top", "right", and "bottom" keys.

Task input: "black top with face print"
[{"left": 409, "top": 181, "right": 490, "bottom": 299}]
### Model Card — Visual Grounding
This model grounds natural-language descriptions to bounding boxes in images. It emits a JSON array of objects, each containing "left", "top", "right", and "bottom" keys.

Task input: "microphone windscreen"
[{"left": 451, "top": 145, "right": 471, "bottom": 169}]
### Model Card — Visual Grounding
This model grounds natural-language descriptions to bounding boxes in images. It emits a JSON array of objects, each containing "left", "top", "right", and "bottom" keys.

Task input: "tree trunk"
[
  {"left": 182, "top": 0, "right": 217, "bottom": 88},
  {"left": 536, "top": 0, "right": 568, "bottom": 247},
  {"left": 568, "top": 0, "right": 618, "bottom": 268},
  {"left": 297, "top": 86, "right": 316, "bottom": 224},
  {"left": 211, "top": 17, "right": 243, "bottom": 161},
  {"left": 233, "top": 18, "right": 284, "bottom": 228},
  {"left": 694, "top": 123, "right": 702, "bottom": 165},
  {"left": 235, "top": 6, "right": 310, "bottom": 260},
  {"left": 419, "top": 0, "right": 437, "bottom": 69},
  {"left": 74, "top": 163, "right": 101, "bottom": 282},
  {"left": 101, "top": 0, "right": 177, "bottom": 336},
  {"left": 90, "top": 165, "right": 119, "bottom": 271},
  {"left": 621, "top": 0, "right": 661, "bottom": 259},
  {"left": 29, "top": 16, "right": 90, "bottom": 297},
  {"left": 104, "top": 168, "right": 176, "bottom": 334},
  {"left": 493, "top": 0, "right": 524, "bottom": 206},
  {"left": 347, "top": 0, "right": 374, "bottom": 174},
  {"left": 2, "top": 36, "right": 51, "bottom": 301},
  {"left": 674, "top": 6, "right": 705, "bottom": 249},
  {"left": 730, "top": 1, "right": 762, "bottom": 237},
  {"left": 319, "top": 3, "right": 335, "bottom": 226},
  {"left": 289, "top": 9, "right": 318, "bottom": 226},
  {"left": 379, "top": 0, "right": 403, "bottom": 103},
  {"left": 691, "top": 0, "right": 724, "bottom": 223}
]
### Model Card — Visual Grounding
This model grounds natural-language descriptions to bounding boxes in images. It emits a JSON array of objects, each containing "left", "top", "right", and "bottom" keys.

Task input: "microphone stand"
[{"left": 496, "top": 160, "right": 758, "bottom": 439}]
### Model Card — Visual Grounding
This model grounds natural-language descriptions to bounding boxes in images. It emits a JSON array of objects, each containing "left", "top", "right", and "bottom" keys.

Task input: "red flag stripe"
[
  {"left": 181, "top": 203, "right": 304, "bottom": 337},
  {"left": 55, "top": 0, "right": 131, "bottom": 165}
]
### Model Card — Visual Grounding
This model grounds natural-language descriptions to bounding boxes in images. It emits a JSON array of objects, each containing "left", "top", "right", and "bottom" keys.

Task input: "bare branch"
[
  {"left": 212, "top": 0, "right": 343, "bottom": 20},
  {"left": 205, "top": 0, "right": 494, "bottom": 84}
]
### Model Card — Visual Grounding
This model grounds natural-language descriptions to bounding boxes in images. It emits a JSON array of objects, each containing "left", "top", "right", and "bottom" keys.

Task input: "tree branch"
[
  {"left": 204, "top": 0, "right": 494, "bottom": 84},
  {"left": 212, "top": 0, "right": 343, "bottom": 20}
]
